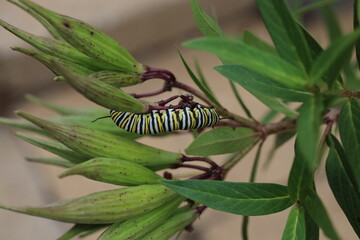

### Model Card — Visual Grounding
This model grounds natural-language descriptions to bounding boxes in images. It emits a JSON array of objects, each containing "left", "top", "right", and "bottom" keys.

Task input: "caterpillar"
[{"left": 110, "top": 104, "right": 219, "bottom": 134}]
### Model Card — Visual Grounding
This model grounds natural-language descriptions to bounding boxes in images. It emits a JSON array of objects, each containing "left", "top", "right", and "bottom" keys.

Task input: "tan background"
[{"left": 0, "top": 0, "right": 357, "bottom": 239}]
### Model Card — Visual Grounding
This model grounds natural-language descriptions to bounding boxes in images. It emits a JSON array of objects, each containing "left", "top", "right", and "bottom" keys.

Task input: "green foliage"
[{"left": 0, "top": 0, "right": 359, "bottom": 239}]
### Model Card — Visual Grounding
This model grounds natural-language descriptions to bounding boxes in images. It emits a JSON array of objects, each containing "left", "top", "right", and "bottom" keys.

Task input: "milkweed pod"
[
  {"left": 0, "top": 19, "right": 106, "bottom": 71},
  {"left": 0, "top": 185, "right": 178, "bottom": 224},
  {"left": 89, "top": 70, "right": 143, "bottom": 88},
  {"left": 59, "top": 158, "right": 163, "bottom": 186},
  {"left": 15, "top": 132, "right": 89, "bottom": 163},
  {"left": 16, "top": 111, "right": 182, "bottom": 169},
  {"left": 51, "top": 61, "right": 147, "bottom": 113},
  {"left": 142, "top": 208, "right": 199, "bottom": 240},
  {"left": 18, "top": 0, "right": 145, "bottom": 73},
  {"left": 99, "top": 197, "right": 184, "bottom": 240},
  {"left": 12, "top": 47, "right": 94, "bottom": 75},
  {"left": 8, "top": 0, "right": 65, "bottom": 40}
]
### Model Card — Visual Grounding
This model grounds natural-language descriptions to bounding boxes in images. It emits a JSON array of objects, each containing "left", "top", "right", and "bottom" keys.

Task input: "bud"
[
  {"left": 0, "top": 185, "right": 177, "bottom": 224},
  {"left": 18, "top": 0, "right": 145, "bottom": 73},
  {"left": 142, "top": 208, "right": 199, "bottom": 240},
  {"left": 51, "top": 61, "right": 147, "bottom": 113},
  {"left": 99, "top": 197, "right": 184, "bottom": 240},
  {"left": 60, "top": 158, "right": 163, "bottom": 186},
  {"left": 16, "top": 111, "right": 182, "bottom": 169},
  {"left": 15, "top": 132, "right": 88, "bottom": 163}
]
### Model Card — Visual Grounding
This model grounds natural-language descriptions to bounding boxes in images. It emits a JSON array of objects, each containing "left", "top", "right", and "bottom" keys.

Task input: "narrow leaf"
[
  {"left": 184, "top": 38, "right": 307, "bottom": 89},
  {"left": 309, "top": 30, "right": 360, "bottom": 86},
  {"left": 354, "top": 0, "right": 360, "bottom": 69},
  {"left": 215, "top": 65, "right": 311, "bottom": 102},
  {"left": 161, "top": 180, "right": 294, "bottom": 216},
  {"left": 326, "top": 136, "right": 360, "bottom": 237},
  {"left": 305, "top": 211, "right": 319, "bottom": 240},
  {"left": 304, "top": 190, "right": 340, "bottom": 240},
  {"left": 338, "top": 98, "right": 360, "bottom": 190},
  {"left": 281, "top": 206, "right": 306, "bottom": 240},
  {"left": 247, "top": 89, "right": 298, "bottom": 118},
  {"left": 256, "top": 0, "right": 312, "bottom": 73},
  {"left": 178, "top": 50, "right": 219, "bottom": 106},
  {"left": 185, "top": 127, "right": 259, "bottom": 156},
  {"left": 296, "top": 95, "right": 323, "bottom": 170},
  {"left": 190, "top": 0, "right": 224, "bottom": 37},
  {"left": 243, "top": 30, "right": 277, "bottom": 55}
]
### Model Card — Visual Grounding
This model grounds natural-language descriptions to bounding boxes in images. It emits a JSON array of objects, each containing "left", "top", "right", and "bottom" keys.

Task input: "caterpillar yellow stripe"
[{"left": 110, "top": 104, "right": 219, "bottom": 134}]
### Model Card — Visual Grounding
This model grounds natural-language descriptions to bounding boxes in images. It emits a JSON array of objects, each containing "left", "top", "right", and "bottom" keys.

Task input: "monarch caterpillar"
[{"left": 110, "top": 104, "right": 219, "bottom": 134}]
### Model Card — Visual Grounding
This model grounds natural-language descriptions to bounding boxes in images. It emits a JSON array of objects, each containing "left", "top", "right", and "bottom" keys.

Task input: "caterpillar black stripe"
[{"left": 110, "top": 104, "right": 219, "bottom": 134}]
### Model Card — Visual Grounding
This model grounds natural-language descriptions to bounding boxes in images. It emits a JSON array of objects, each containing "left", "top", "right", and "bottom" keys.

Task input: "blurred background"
[{"left": 0, "top": 0, "right": 356, "bottom": 239}]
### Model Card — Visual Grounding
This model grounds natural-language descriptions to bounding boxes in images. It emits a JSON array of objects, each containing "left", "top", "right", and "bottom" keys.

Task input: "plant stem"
[{"left": 229, "top": 81, "right": 255, "bottom": 120}]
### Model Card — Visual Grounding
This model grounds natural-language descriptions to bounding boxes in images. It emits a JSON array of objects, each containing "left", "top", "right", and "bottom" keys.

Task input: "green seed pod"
[
  {"left": 15, "top": 132, "right": 89, "bottom": 163},
  {"left": 0, "top": 20, "right": 106, "bottom": 71},
  {"left": 90, "top": 71, "right": 143, "bottom": 88},
  {"left": 8, "top": 0, "right": 65, "bottom": 40},
  {"left": 18, "top": 0, "right": 145, "bottom": 73},
  {"left": 12, "top": 47, "right": 94, "bottom": 75},
  {"left": 0, "top": 185, "right": 177, "bottom": 224},
  {"left": 51, "top": 61, "right": 147, "bottom": 113},
  {"left": 60, "top": 158, "right": 163, "bottom": 186},
  {"left": 99, "top": 197, "right": 184, "bottom": 240},
  {"left": 16, "top": 111, "right": 182, "bottom": 169},
  {"left": 0, "top": 117, "right": 45, "bottom": 136},
  {"left": 142, "top": 208, "right": 199, "bottom": 240}
]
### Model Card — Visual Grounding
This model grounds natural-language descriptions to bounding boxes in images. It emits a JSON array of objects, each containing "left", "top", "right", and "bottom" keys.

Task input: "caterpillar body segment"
[{"left": 110, "top": 105, "right": 219, "bottom": 135}]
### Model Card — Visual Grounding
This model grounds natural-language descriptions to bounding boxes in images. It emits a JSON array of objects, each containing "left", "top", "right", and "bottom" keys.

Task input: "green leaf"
[
  {"left": 178, "top": 50, "right": 220, "bottom": 106},
  {"left": 215, "top": 65, "right": 311, "bottom": 102},
  {"left": 338, "top": 98, "right": 360, "bottom": 190},
  {"left": 321, "top": 5, "right": 342, "bottom": 41},
  {"left": 265, "top": 130, "right": 296, "bottom": 167},
  {"left": 326, "top": 136, "right": 360, "bottom": 237},
  {"left": 309, "top": 30, "right": 360, "bottom": 87},
  {"left": 288, "top": 145, "right": 315, "bottom": 202},
  {"left": 243, "top": 30, "right": 277, "bottom": 55},
  {"left": 246, "top": 89, "right": 298, "bottom": 118},
  {"left": 281, "top": 206, "right": 306, "bottom": 240},
  {"left": 189, "top": 0, "right": 224, "bottom": 37},
  {"left": 161, "top": 180, "right": 294, "bottom": 216},
  {"left": 354, "top": 0, "right": 360, "bottom": 69},
  {"left": 184, "top": 38, "right": 307, "bottom": 89},
  {"left": 255, "top": 0, "right": 312, "bottom": 73},
  {"left": 185, "top": 127, "right": 259, "bottom": 156},
  {"left": 304, "top": 190, "right": 340, "bottom": 240},
  {"left": 305, "top": 211, "right": 319, "bottom": 240},
  {"left": 296, "top": 95, "right": 324, "bottom": 170}
]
